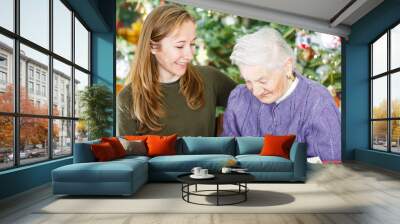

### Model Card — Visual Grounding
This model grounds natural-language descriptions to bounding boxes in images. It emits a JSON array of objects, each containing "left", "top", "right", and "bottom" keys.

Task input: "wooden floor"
[{"left": 1, "top": 162, "right": 400, "bottom": 224}]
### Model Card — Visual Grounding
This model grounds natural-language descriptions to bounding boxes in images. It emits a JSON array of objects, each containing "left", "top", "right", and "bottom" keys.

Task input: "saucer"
[{"left": 190, "top": 174, "right": 215, "bottom": 179}]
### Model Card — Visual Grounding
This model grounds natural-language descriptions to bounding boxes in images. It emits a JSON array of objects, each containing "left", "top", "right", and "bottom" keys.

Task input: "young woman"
[{"left": 117, "top": 4, "right": 237, "bottom": 136}]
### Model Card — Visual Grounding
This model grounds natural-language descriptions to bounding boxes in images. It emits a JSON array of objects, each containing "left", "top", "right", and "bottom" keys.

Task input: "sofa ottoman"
[{"left": 52, "top": 143, "right": 149, "bottom": 196}]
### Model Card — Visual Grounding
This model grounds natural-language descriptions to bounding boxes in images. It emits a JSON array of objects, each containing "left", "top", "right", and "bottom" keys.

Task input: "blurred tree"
[{"left": 0, "top": 85, "right": 58, "bottom": 149}]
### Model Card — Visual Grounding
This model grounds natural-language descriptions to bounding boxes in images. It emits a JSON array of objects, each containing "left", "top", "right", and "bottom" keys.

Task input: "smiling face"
[
  {"left": 239, "top": 64, "right": 291, "bottom": 104},
  {"left": 151, "top": 20, "right": 197, "bottom": 83}
]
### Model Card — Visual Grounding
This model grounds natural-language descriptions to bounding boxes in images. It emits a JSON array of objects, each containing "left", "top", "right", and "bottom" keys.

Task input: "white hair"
[{"left": 230, "top": 27, "right": 295, "bottom": 70}]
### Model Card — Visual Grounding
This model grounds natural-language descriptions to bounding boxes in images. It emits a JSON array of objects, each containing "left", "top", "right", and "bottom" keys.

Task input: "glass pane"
[
  {"left": 53, "top": 0, "right": 72, "bottom": 60},
  {"left": 391, "top": 120, "right": 400, "bottom": 153},
  {"left": 74, "top": 18, "right": 89, "bottom": 70},
  {"left": 391, "top": 24, "right": 400, "bottom": 70},
  {"left": 74, "top": 69, "right": 89, "bottom": 118},
  {"left": 53, "top": 59, "right": 72, "bottom": 117},
  {"left": 372, "top": 77, "right": 387, "bottom": 119},
  {"left": 372, "top": 33, "right": 387, "bottom": 76},
  {"left": 0, "top": 0, "right": 14, "bottom": 31},
  {"left": 372, "top": 121, "right": 388, "bottom": 151},
  {"left": 20, "top": 117, "right": 49, "bottom": 165},
  {"left": 20, "top": 0, "right": 49, "bottom": 49},
  {"left": 53, "top": 119, "right": 72, "bottom": 158},
  {"left": 0, "top": 116, "right": 14, "bottom": 170},
  {"left": 0, "top": 35, "right": 14, "bottom": 113},
  {"left": 391, "top": 72, "right": 400, "bottom": 118},
  {"left": 20, "top": 44, "right": 49, "bottom": 115}
]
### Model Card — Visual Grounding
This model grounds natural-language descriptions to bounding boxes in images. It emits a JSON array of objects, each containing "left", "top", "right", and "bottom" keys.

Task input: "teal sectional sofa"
[{"left": 52, "top": 137, "right": 307, "bottom": 196}]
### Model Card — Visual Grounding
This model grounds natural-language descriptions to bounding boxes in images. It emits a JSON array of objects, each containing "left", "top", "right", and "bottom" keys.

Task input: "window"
[
  {"left": 28, "top": 67, "right": 34, "bottom": 80},
  {"left": 42, "top": 85, "right": 46, "bottom": 97},
  {"left": 0, "top": 0, "right": 14, "bottom": 32},
  {"left": 0, "top": 0, "right": 91, "bottom": 170},
  {"left": 28, "top": 81, "right": 34, "bottom": 94},
  {"left": 35, "top": 70, "right": 40, "bottom": 81},
  {"left": 0, "top": 71, "right": 7, "bottom": 93},
  {"left": 53, "top": 59, "right": 72, "bottom": 117},
  {"left": 41, "top": 73, "right": 46, "bottom": 82},
  {"left": 371, "top": 23, "right": 400, "bottom": 154},
  {"left": 75, "top": 17, "right": 89, "bottom": 70},
  {"left": 0, "top": 54, "right": 7, "bottom": 87},
  {"left": 36, "top": 83, "right": 40, "bottom": 95},
  {"left": 53, "top": 0, "right": 72, "bottom": 60},
  {"left": 20, "top": 0, "right": 49, "bottom": 49},
  {"left": 0, "top": 54, "right": 7, "bottom": 67},
  {"left": 0, "top": 35, "right": 14, "bottom": 113}
]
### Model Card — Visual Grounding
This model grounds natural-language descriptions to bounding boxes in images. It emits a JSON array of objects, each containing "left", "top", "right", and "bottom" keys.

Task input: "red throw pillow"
[
  {"left": 91, "top": 142, "right": 117, "bottom": 161},
  {"left": 146, "top": 134, "right": 177, "bottom": 157},
  {"left": 260, "top": 134, "right": 296, "bottom": 159},
  {"left": 101, "top": 137, "right": 126, "bottom": 158}
]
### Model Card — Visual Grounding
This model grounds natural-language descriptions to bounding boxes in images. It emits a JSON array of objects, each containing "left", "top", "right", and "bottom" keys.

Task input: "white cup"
[
  {"left": 221, "top": 167, "right": 232, "bottom": 174},
  {"left": 191, "top": 167, "right": 202, "bottom": 176},
  {"left": 200, "top": 169, "right": 208, "bottom": 176}
]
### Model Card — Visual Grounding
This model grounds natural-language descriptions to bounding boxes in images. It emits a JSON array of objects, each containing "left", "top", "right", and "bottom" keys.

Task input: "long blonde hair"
[{"left": 126, "top": 5, "right": 205, "bottom": 132}]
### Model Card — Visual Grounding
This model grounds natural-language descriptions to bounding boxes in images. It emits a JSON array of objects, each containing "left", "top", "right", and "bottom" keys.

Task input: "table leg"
[
  {"left": 195, "top": 184, "right": 197, "bottom": 192},
  {"left": 217, "top": 184, "right": 219, "bottom": 206},
  {"left": 245, "top": 183, "right": 247, "bottom": 201}
]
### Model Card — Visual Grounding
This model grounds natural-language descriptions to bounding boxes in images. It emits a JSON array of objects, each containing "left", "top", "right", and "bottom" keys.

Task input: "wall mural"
[{"left": 116, "top": 0, "right": 342, "bottom": 163}]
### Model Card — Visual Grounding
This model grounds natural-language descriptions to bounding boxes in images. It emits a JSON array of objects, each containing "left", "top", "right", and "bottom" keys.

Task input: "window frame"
[
  {"left": 370, "top": 20, "right": 400, "bottom": 154},
  {"left": 0, "top": 0, "right": 92, "bottom": 171}
]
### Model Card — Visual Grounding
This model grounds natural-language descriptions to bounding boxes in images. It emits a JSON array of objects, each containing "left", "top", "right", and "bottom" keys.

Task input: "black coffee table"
[{"left": 177, "top": 172, "right": 255, "bottom": 206}]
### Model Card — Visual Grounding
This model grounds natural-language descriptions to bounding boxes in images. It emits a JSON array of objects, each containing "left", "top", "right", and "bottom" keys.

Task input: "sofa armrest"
[
  {"left": 289, "top": 142, "right": 307, "bottom": 181},
  {"left": 73, "top": 140, "right": 100, "bottom": 163}
]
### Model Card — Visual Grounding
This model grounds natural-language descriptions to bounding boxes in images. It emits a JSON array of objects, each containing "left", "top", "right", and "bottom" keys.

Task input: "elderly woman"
[{"left": 222, "top": 27, "right": 341, "bottom": 162}]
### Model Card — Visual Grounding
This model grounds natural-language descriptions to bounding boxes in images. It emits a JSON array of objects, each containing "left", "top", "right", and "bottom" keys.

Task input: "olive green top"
[{"left": 117, "top": 66, "right": 237, "bottom": 136}]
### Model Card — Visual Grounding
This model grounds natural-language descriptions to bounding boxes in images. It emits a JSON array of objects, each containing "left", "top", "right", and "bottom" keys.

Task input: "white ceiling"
[{"left": 169, "top": 0, "right": 384, "bottom": 37}]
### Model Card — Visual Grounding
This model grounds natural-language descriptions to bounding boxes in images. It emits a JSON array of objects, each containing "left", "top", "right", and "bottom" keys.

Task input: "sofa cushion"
[
  {"left": 236, "top": 155, "right": 293, "bottom": 172},
  {"left": 179, "top": 137, "right": 235, "bottom": 155},
  {"left": 236, "top": 137, "right": 263, "bottom": 155},
  {"left": 148, "top": 154, "right": 235, "bottom": 172},
  {"left": 115, "top": 155, "right": 150, "bottom": 163}
]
